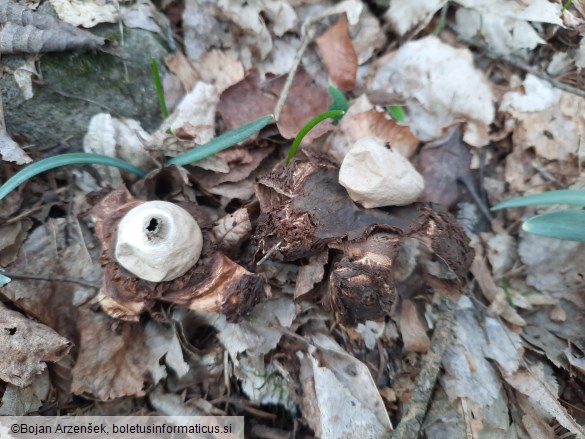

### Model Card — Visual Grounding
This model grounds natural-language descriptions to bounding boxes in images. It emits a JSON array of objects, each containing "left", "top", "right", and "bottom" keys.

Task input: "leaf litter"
[{"left": 1, "top": 0, "right": 585, "bottom": 437}]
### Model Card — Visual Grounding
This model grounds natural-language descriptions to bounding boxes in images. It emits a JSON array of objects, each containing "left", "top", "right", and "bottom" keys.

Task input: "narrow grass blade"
[
  {"left": 328, "top": 85, "right": 348, "bottom": 124},
  {"left": 491, "top": 190, "right": 585, "bottom": 210},
  {"left": 286, "top": 110, "right": 345, "bottom": 165},
  {"left": 386, "top": 105, "right": 405, "bottom": 122},
  {"left": 0, "top": 273, "right": 10, "bottom": 286},
  {"left": 0, "top": 153, "right": 147, "bottom": 202},
  {"left": 522, "top": 210, "right": 585, "bottom": 241},
  {"left": 151, "top": 57, "right": 169, "bottom": 119},
  {"left": 166, "top": 114, "right": 274, "bottom": 167}
]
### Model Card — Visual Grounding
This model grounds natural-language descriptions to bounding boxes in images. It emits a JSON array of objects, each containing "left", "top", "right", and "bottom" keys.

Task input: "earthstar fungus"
[{"left": 89, "top": 186, "right": 264, "bottom": 322}]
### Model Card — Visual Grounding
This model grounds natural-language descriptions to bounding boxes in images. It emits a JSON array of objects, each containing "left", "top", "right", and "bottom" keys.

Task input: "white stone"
[
  {"left": 115, "top": 201, "right": 203, "bottom": 282},
  {"left": 338, "top": 137, "right": 424, "bottom": 208}
]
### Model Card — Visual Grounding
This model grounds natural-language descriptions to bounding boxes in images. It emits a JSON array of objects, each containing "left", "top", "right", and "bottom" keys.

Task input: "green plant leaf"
[
  {"left": 491, "top": 189, "right": 585, "bottom": 210},
  {"left": 151, "top": 57, "right": 169, "bottom": 119},
  {"left": 562, "top": 0, "right": 574, "bottom": 13},
  {"left": 0, "top": 153, "right": 147, "bottom": 202},
  {"left": 166, "top": 114, "right": 274, "bottom": 167},
  {"left": 327, "top": 85, "right": 348, "bottom": 124},
  {"left": 522, "top": 210, "right": 585, "bottom": 241},
  {"left": 386, "top": 105, "right": 405, "bottom": 122},
  {"left": 0, "top": 273, "right": 10, "bottom": 286},
  {"left": 286, "top": 110, "right": 345, "bottom": 166}
]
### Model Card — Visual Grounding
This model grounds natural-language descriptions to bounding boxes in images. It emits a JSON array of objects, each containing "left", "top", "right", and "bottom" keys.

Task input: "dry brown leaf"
[
  {"left": 71, "top": 308, "right": 150, "bottom": 400},
  {"left": 194, "top": 50, "right": 245, "bottom": 94},
  {"left": 217, "top": 68, "right": 332, "bottom": 142},
  {"left": 1, "top": 218, "right": 102, "bottom": 340},
  {"left": 0, "top": 219, "right": 31, "bottom": 266},
  {"left": 190, "top": 146, "right": 274, "bottom": 191},
  {"left": 324, "top": 95, "right": 419, "bottom": 163},
  {"left": 316, "top": 15, "right": 358, "bottom": 91},
  {"left": 399, "top": 299, "right": 430, "bottom": 353},
  {"left": 413, "top": 127, "right": 472, "bottom": 209},
  {"left": 165, "top": 52, "right": 200, "bottom": 92},
  {"left": 213, "top": 208, "right": 252, "bottom": 249},
  {"left": 0, "top": 302, "right": 72, "bottom": 387},
  {"left": 294, "top": 251, "right": 328, "bottom": 300}
]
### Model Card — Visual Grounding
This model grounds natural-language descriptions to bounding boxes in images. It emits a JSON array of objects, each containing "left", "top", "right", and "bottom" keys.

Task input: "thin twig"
[
  {"left": 390, "top": 297, "right": 457, "bottom": 439},
  {"left": 452, "top": 28, "right": 585, "bottom": 99},
  {"left": 456, "top": 176, "right": 493, "bottom": 222},
  {"left": 256, "top": 240, "right": 282, "bottom": 265},
  {"left": 273, "top": 31, "right": 313, "bottom": 122}
]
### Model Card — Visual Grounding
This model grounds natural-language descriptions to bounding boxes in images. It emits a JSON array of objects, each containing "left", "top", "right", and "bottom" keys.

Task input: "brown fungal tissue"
[
  {"left": 88, "top": 186, "right": 265, "bottom": 322},
  {"left": 254, "top": 154, "right": 474, "bottom": 325}
]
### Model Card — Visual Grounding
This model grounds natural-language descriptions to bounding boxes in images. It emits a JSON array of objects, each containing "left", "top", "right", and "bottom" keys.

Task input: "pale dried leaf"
[
  {"left": 441, "top": 297, "right": 522, "bottom": 406},
  {"left": 145, "top": 321, "right": 190, "bottom": 381},
  {"left": 302, "top": 341, "right": 393, "bottom": 438},
  {"left": 501, "top": 75, "right": 585, "bottom": 162},
  {"left": 0, "top": 370, "right": 50, "bottom": 415},
  {"left": 150, "top": 81, "right": 218, "bottom": 151},
  {"left": 519, "top": 232, "right": 585, "bottom": 307},
  {"left": 372, "top": 36, "right": 494, "bottom": 146},
  {"left": 198, "top": 297, "right": 296, "bottom": 358},
  {"left": 351, "top": 9, "right": 385, "bottom": 64},
  {"left": 121, "top": 0, "right": 169, "bottom": 34},
  {"left": 504, "top": 367, "right": 584, "bottom": 437},
  {"left": 385, "top": 0, "right": 447, "bottom": 36},
  {"left": 517, "top": 393, "right": 557, "bottom": 439},
  {"left": 83, "top": 113, "right": 123, "bottom": 187},
  {"left": 0, "top": 302, "right": 72, "bottom": 387},
  {"left": 0, "top": 130, "right": 31, "bottom": 164},
  {"left": 212, "top": 208, "right": 252, "bottom": 249},
  {"left": 13, "top": 57, "right": 37, "bottom": 100},
  {"left": 49, "top": 0, "right": 117, "bottom": 28}
]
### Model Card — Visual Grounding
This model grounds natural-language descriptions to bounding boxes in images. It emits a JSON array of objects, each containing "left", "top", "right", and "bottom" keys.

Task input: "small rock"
[{"left": 339, "top": 137, "right": 424, "bottom": 208}]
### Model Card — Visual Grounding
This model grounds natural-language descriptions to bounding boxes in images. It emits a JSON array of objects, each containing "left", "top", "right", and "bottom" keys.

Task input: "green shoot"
[
  {"left": 0, "top": 116, "right": 274, "bottom": 202},
  {"left": 151, "top": 57, "right": 169, "bottom": 119},
  {"left": 327, "top": 85, "right": 349, "bottom": 124},
  {"left": 0, "top": 153, "right": 147, "bottom": 202},
  {"left": 502, "top": 279, "right": 514, "bottom": 307},
  {"left": 386, "top": 105, "right": 405, "bottom": 122},
  {"left": 521, "top": 210, "right": 585, "bottom": 242},
  {"left": 562, "top": 0, "right": 574, "bottom": 13},
  {"left": 491, "top": 189, "right": 585, "bottom": 210},
  {"left": 166, "top": 114, "right": 274, "bottom": 166},
  {"left": 286, "top": 110, "right": 345, "bottom": 165}
]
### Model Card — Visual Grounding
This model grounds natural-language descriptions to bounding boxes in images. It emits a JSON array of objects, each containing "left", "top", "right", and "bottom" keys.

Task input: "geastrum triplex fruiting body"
[
  {"left": 89, "top": 186, "right": 264, "bottom": 322},
  {"left": 254, "top": 151, "right": 473, "bottom": 325}
]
